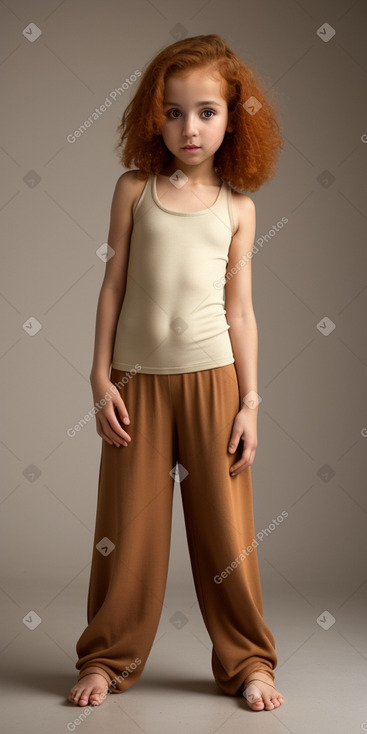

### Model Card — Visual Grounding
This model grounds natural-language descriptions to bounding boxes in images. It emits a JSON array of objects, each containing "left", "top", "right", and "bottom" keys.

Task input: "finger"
[
  {"left": 98, "top": 428, "right": 126, "bottom": 448},
  {"left": 97, "top": 422, "right": 126, "bottom": 446},
  {"left": 114, "top": 398, "right": 130, "bottom": 425},
  {"left": 230, "top": 444, "right": 250, "bottom": 468},
  {"left": 97, "top": 430, "right": 113, "bottom": 446},
  {"left": 230, "top": 461, "right": 248, "bottom": 475},
  {"left": 99, "top": 414, "right": 131, "bottom": 444},
  {"left": 114, "top": 403, "right": 130, "bottom": 427},
  {"left": 101, "top": 429, "right": 128, "bottom": 448},
  {"left": 228, "top": 432, "right": 241, "bottom": 453},
  {"left": 107, "top": 407, "right": 132, "bottom": 439},
  {"left": 230, "top": 448, "right": 255, "bottom": 474}
]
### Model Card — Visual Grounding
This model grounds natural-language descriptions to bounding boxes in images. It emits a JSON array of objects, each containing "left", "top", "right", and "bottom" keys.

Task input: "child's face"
[{"left": 160, "top": 66, "right": 231, "bottom": 169}]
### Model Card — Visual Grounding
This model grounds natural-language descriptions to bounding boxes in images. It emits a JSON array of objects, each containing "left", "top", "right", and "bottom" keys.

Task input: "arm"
[
  {"left": 224, "top": 194, "right": 259, "bottom": 475},
  {"left": 89, "top": 170, "right": 139, "bottom": 447}
]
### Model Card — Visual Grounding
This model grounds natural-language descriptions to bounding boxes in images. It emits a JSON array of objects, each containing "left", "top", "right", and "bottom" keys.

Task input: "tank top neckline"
[{"left": 152, "top": 173, "right": 225, "bottom": 216}]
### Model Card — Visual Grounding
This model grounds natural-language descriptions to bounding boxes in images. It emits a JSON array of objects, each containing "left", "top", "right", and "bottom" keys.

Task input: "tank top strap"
[
  {"left": 211, "top": 181, "right": 235, "bottom": 239},
  {"left": 222, "top": 181, "right": 236, "bottom": 237}
]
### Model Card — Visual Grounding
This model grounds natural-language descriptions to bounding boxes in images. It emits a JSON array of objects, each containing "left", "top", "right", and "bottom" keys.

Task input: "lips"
[{"left": 183, "top": 145, "right": 200, "bottom": 150}]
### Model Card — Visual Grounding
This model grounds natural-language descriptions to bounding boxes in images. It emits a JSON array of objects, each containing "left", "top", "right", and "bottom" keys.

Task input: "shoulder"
[
  {"left": 116, "top": 169, "right": 150, "bottom": 187},
  {"left": 113, "top": 169, "right": 150, "bottom": 212},
  {"left": 228, "top": 186, "right": 255, "bottom": 236}
]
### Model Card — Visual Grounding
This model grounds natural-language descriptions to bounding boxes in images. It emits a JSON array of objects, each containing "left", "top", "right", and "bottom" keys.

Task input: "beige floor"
[{"left": 1, "top": 573, "right": 366, "bottom": 734}]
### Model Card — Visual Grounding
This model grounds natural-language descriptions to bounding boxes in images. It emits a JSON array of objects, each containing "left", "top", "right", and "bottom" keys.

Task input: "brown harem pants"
[{"left": 75, "top": 363, "right": 278, "bottom": 696}]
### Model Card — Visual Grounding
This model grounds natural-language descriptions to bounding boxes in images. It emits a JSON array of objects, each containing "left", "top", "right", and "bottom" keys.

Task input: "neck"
[{"left": 161, "top": 157, "right": 221, "bottom": 186}]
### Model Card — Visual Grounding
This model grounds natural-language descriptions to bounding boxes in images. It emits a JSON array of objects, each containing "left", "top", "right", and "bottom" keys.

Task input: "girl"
[{"left": 68, "top": 34, "right": 284, "bottom": 713}]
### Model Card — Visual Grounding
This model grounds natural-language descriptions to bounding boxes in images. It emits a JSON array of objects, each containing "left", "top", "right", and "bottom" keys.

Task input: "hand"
[
  {"left": 228, "top": 407, "right": 258, "bottom": 476},
  {"left": 90, "top": 374, "right": 131, "bottom": 448}
]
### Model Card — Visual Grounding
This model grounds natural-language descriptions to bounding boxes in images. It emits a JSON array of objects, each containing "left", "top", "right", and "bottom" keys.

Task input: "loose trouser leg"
[
  {"left": 75, "top": 369, "right": 176, "bottom": 692},
  {"left": 173, "top": 364, "right": 278, "bottom": 696}
]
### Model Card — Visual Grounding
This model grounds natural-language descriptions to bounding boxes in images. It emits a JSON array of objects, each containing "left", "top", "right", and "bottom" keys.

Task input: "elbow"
[{"left": 226, "top": 310, "right": 256, "bottom": 324}]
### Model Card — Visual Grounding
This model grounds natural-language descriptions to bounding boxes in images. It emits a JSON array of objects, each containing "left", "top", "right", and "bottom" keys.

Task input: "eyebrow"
[{"left": 163, "top": 100, "right": 222, "bottom": 107}]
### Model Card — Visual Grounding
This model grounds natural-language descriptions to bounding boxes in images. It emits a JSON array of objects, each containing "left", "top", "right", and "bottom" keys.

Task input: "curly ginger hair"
[{"left": 114, "top": 34, "right": 283, "bottom": 192}]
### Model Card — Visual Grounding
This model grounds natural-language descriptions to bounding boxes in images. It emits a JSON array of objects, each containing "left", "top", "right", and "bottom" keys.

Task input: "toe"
[
  {"left": 244, "top": 683, "right": 264, "bottom": 710},
  {"left": 77, "top": 689, "right": 89, "bottom": 706},
  {"left": 242, "top": 677, "right": 285, "bottom": 712},
  {"left": 69, "top": 687, "right": 81, "bottom": 705},
  {"left": 263, "top": 695, "right": 275, "bottom": 710},
  {"left": 270, "top": 691, "right": 284, "bottom": 708},
  {"left": 249, "top": 700, "right": 265, "bottom": 711},
  {"left": 89, "top": 685, "right": 108, "bottom": 703},
  {"left": 68, "top": 674, "right": 110, "bottom": 707}
]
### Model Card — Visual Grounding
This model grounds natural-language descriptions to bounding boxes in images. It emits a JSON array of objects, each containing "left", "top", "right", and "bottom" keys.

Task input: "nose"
[{"left": 182, "top": 113, "right": 198, "bottom": 138}]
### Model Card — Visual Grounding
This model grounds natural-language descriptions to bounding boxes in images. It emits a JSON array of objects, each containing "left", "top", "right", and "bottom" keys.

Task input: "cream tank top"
[{"left": 111, "top": 173, "right": 236, "bottom": 375}]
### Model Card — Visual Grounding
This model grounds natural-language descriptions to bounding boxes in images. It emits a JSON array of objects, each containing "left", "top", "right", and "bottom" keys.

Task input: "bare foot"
[
  {"left": 68, "top": 673, "right": 110, "bottom": 707},
  {"left": 242, "top": 671, "right": 284, "bottom": 711}
]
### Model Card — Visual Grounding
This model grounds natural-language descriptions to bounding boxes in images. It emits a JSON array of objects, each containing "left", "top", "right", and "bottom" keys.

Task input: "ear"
[{"left": 226, "top": 122, "right": 234, "bottom": 133}]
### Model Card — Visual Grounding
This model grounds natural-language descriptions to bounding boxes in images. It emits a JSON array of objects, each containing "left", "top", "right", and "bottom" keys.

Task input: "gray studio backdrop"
[{"left": 1, "top": 0, "right": 366, "bottom": 664}]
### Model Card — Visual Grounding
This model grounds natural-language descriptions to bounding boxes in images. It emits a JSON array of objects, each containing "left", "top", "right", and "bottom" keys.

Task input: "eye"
[
  {"left": 202, "top": 109, "right": 215, "bottom": 118},
  {"left": 167, "top": 109, "right": 181, "bottom": 118},
  {"left": 166, "top": 108, "right": 216, "bottom": 119}
]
